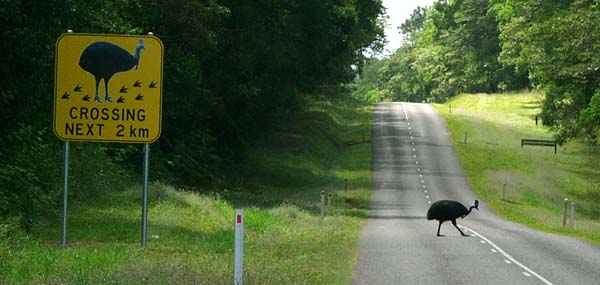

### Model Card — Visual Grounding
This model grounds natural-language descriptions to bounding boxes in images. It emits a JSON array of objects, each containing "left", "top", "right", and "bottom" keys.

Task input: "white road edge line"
[{"left": 460, "top": 225, "right": 553, "bottom": 285}]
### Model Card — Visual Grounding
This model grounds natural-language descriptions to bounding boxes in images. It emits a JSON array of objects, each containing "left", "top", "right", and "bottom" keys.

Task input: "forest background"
[
  {"left": 0, "top": 0, "right": 385, "bottom": 230},
  {"left": 358, "top": 0, "right": 600, "bottom": 145}
]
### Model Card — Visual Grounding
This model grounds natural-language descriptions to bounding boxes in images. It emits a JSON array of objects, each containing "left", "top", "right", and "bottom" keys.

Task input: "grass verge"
[
  {"left": 0, "top": 97, "right": 373, "bottom": 284},
  {"left": 433, "top": 92, "right": 600, "bottom": 245}
]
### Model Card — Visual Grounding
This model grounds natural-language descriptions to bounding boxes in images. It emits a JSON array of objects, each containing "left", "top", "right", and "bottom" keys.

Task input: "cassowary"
[
  {"left": 427, "top": 199, "right": 478, "bottom": 237},
  {"left": 79, "top": 39, "right": 145, "bottom": 103}
]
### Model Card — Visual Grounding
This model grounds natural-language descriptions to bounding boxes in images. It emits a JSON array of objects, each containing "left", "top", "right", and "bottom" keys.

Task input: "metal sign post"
[
  {"left": 141, "top": 144, "right": 150, "bottom": 247},
  {"left": 234, "top": 209, "right": 244, "bottom": 285},
  {"left": 61, "top": 141, "right": 70, "bottom": 246}
]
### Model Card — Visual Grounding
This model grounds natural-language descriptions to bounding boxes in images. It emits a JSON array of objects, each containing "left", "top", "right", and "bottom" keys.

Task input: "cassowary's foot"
[
  {"left": 436, "top": 234, "right": 445, "bottom": 237},
  {"left": 94, "top": 96, "right": 103, "bottom": 103},
  {"left": 105, "top": 95, "right": 113, "bottom": 103}
]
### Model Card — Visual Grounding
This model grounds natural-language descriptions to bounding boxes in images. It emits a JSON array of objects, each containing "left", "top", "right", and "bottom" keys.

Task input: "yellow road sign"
[{"left": 54, "top": 33, "right": 163, "bottom": 143}]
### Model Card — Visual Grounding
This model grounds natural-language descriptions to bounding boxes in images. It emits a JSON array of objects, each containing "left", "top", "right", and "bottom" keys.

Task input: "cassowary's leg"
[
  {"left": 451, "top": 220, "right": 467, "bottom": 236},
  {"left": 104, "top": 78, "right": 113, "bottom": 103},
  {"left": 436, "top": 221, "right": 444, "bottom": 237},
  {"left": 94, "top": 77, "right": 102, "bottom": 103}
]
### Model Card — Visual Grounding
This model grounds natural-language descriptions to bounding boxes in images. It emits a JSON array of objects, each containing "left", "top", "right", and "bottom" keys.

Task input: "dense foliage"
[
  {"left": 355, "top": 0, "right": 600, "bottom": 144},
  {"left": 0, "top": 0, "right": 385, "bottom": 230}
]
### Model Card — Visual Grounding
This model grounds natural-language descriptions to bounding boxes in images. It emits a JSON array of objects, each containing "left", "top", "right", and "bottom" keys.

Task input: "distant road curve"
[{"left": 352, "top": 102, "right": 600, "bottom": 284}]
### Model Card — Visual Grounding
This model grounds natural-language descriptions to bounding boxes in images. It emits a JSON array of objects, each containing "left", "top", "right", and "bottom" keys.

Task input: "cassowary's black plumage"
[
  {"left": 79, "top": 40, "right": 145, "bottom": 103},
  {"left": 427, "top": 200, "right": 478, "bottom": 237}
]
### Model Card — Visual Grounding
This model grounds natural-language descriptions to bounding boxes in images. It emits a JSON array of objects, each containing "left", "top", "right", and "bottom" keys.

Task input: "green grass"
[
  {"left": 0, "top": 97, "right": 373, "bottom": 284},
  {"left": 433, "top": 91, "right": 600, "bottom": 245}
]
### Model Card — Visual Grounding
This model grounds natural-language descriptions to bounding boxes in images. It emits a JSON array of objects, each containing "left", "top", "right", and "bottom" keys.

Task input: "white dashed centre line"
[
  {"left": 401, "top": 103, "right": 409, "bottom": 121},
  {"left": 403, "top": 104, "right": 435, "bottom": 222}
]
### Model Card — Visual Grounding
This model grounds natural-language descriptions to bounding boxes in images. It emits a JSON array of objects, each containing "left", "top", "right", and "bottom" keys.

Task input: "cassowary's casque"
[
  {"left": 427, "top": 199, "right": 478, "bottom": 237},
  {"left": 79, "top": 40, "right": 145, "bottom": 103}
]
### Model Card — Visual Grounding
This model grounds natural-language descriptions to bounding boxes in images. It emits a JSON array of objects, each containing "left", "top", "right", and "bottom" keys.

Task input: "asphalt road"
[{"left": 352, "top": 102, "right": 600, "bottom": 284}]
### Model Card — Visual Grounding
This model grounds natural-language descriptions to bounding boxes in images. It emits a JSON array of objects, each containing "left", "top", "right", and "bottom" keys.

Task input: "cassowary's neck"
[
  {"left": 465, "top": 206, "right": 475, "bottom": 216},
  {"left": 134, "top": 46, "right": 143, "bottom": 70}
]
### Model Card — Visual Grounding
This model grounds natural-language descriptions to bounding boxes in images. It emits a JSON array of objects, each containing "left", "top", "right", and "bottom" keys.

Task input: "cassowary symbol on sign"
[
  {"left": 79, "top": 40, "right": 145, "bottom": 103},
  {"left": 427, "top": 199, "right": 478, "bottom": 237}
]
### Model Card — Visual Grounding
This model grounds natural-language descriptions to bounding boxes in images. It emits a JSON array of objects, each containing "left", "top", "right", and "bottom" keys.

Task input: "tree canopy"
[{"left": 356, "top": 0, "right": 600, "bottom": 144}]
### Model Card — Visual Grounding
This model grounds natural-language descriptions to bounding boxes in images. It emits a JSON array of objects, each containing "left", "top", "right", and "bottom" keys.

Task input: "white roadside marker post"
[
  {"left": 345, "top": 179, "right": 348, "bottom": 193},
  {"left": 320, "top": 191, "right": 325, "bottom": 219},
  {"left": 570, "top": 202, "right": 575, "bottom": 229},
  {"left": 562, "top": 198, "right": 569, "bottom": 227},
  {"left": 327, "top": 193, "right": 332, "bottom": 216},
  {"left": 234, "top": 209, "right": 244, "bottom": 285}
]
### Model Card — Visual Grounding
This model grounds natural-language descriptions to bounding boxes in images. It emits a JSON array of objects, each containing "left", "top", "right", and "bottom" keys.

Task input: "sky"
[{"left": 381, "top": 0, "right": 436, "bottom": 55}]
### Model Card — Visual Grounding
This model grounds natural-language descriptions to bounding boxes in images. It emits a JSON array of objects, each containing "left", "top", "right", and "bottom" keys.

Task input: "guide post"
[{"left": 234, "top": 209, "right": 244, "bottom": 285}]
